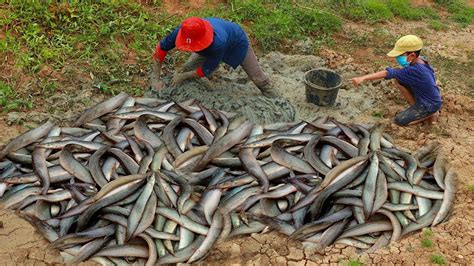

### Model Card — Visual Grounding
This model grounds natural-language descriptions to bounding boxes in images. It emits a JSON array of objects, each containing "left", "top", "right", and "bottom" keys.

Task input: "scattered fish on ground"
[{"left": 0, "top": 93, "right": 456, "bottom": 264}]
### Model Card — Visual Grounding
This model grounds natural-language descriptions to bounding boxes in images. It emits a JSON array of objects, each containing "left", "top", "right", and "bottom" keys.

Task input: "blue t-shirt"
[
  {"left": 160, "top": 17, "right": 249, "bottom": 77},
  {"left": 385, "top": 61, "right": 442, "bottom": 112}
]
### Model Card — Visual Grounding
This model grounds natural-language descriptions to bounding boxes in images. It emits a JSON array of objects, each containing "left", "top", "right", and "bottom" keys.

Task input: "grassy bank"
[{"left": 0, "top": 0, "right": 473, "bottom": 112}]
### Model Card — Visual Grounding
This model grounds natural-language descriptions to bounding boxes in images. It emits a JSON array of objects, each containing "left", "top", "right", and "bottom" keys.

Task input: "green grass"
[
  {"left": 421, "top": 228, "right": 434, "bottom": 248},
  {"left": 371, "top": 110, "right": 385, "bottom": 118},
  {"left": 345, "top": 258, "right": 364, "bottom": 266},
  {"left": 435, "top": 0, "right": 474, "bottom": 26},
  {"left": 0, "top": 1, "right": 343, "bottom": 112},
  {"left": 468, "top": 184, "right": 474, "bottom": 192},
  {"left": 207, "top": 1, "right": 342, "bottom": 51},
  {"left": 0, "top": 81, "right": 33, "bottom": 112},
  {"left": 336, "top": 0, "right": 394, "bottom": 22},
  {"left": 421, "top": 238, "right": 434, "bottom": 248},
  {"left": 387, "top": 0, "right": 439, "bottom": 20},
  {"left": 422, "top": 228, "right": 434, "bottom": 237},
  {"left": 2, "top": 2, "right": 162, "bottom": 71},
  {"left": 329, "top": 0, "right": 440, "bottom": 22},
  {"left": 430, "top": 253, "right": 446, "bottom": 264},
  {"left": 1, "top": 2, "right": 175, "bottom": 94},
  {"left": 0, "top": 1, "right": 343, "bottom": 93},
  {"left": 0, "top": 1, "right": 472, "bottom": 113},
  {"left": 428, "top": 19, "right": 448, "bottom": 30},
  {"left": 431, "top": 54, "right": 474, "bottom": 94}
]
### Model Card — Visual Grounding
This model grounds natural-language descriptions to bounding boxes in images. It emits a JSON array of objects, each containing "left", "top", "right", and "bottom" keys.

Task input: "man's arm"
[
  {"left": 171, "top": 49, "right": 225, "bottom": 87},
  {"left": 351, "top": 70, "right": 388, "bottom": 86},
  {"left": 150, "top": 27, "right": 180, "bottom": 90},
  {"left": 170, "top": 70, "right": 200, "bottom": 87},
  {"left": 150, "top": 59, "right": 163, "bottom": 89}
]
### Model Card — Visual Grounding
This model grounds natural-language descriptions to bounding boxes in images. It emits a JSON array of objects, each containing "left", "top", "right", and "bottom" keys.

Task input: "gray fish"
[
  {"left": 127, "top": 174, "right": 155, "bottom": 239},
  {"left": 0, "top": 96, "right": 457, "bottom": 264},
  {"left": 402, "top": 200, "right": 442, "bottom": 236},
  {"left": 134, "top": 115, "right": 163, "bottom": 149},
  {"left": 194, "top": 121, "right": 253, "bottom": 171},
  {"left": 74, "top": 92, "right": 128, "bottom": 126},
  {"left": 432, "top": 169, "right": 456, "bottom": 226},
  {"left": 312, "top": 218, "right": 349, "bottom": 251},
  {"left": 88, "top": 146, "right": 110, "bottom": 187},
  {"left": 320, "top": 136, "right": 358, "bottom": 158},
  {"left": 70, "top": 236, "right": 110, "bottom": 263},
  {"left": 339, "top": 220, "right": 392, "bottom": 239},
  {"left": 111, "top": 110, "right": 180, "bottom": 121},
  {"left": 363, "top": 152, "right": 379, "bottom": 218},
  {"left": 0, "top": 120, "right": 54, "bottom": 159},
  {"left": 271, "top": 139, "right": 316, "bottom": 174},
  {"left": 32, "top": 147, "right": 51, "bottom": 194},
  {"left": 383, "top": 148, "right": 417, "bottom": 184},
  {"left": 59, "top": 144, "right": 94, "bottom": 184},
  {"left": 432, "top": 152, "right": 447, "bottom": 190},
  {"left": 188, "top": 210, "right": 223, "bottom": 263},
  {"left": 304, "top": 134, "right": 331, "bottom": 175},
  {"left": 387, "top": 182, "right": 444, "bottom": 199},
  {"left": 163, "top": 116, "right": 184, "bottom": 158},
  {"left": 156, "top": 236, "right": 205, "bottom": 264},
  {"left": 369, "top": 123, "right": 384, "bottom": 151},
  {"left": 372, "top": 169, "right": 388, "bottom": 215},
  {"left": 240, "top": 147, "right": 269, "bottom": 192},
  {"left": 95, "top": 244, "right": 149, "bottom": 258},
  {"left": 155, "top": 207, "right": 209, "bottom": 235},
  {"left": 181, "top": 118, "right": 214, "bottom": 145}
]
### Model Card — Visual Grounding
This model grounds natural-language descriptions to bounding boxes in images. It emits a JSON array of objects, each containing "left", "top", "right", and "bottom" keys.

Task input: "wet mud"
[{"left": 148, "top": 52, "right": 386, "bottom": 124}]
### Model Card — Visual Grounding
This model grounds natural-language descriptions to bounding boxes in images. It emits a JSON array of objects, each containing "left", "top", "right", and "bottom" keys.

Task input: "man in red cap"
[{"left": 151, "top": 17, "right": 277, "bottom": 98}]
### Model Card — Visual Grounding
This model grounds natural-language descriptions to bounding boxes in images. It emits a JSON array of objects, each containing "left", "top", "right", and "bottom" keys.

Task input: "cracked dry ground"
[{"left": 0, "top": 94, "right": 473, "bottom": 265}]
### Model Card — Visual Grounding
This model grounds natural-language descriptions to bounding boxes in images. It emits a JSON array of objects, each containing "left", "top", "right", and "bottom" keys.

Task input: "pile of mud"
[
  {"left": 152, "top": 78, "right": 296, "bottom": 123},
  {"left": 148, "top": 52, "right": 390, "bottom": 124}
]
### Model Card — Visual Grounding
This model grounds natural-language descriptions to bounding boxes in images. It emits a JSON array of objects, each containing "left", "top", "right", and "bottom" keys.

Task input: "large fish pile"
[{"left": 0, "top": 92, "right": 456, "bottom": 265}]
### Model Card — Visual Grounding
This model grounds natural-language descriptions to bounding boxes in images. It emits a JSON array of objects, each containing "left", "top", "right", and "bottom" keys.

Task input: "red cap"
[{"left": 175, "top": 17, "right": 214, "bottom": 52}]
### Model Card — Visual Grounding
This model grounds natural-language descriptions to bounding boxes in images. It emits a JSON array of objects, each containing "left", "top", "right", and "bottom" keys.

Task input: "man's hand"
[
  {"left": 350, "top": 76, "right": 365, "bottom": 87},
  {"left": 171, "top": 71, "right": 199, "bottom": 87},
  {"left": 171, "top": 73, "right": 189, "bottom": 87},
  {"left": 151, "top": 80, "right": 164, "bottom": 91}
]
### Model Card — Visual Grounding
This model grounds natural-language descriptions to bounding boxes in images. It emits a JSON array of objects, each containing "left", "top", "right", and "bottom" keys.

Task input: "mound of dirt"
[
  {"left": 148, "top": 52, "right": 389, "bottom": 124},
  {"left": 151, "top": 77, "right": 296, "bottom": 124}
]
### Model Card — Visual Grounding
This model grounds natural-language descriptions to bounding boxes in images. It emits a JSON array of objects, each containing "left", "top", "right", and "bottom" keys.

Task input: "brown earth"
[{"left": 0, "top": 6, "right": 473, "bottom": 266}]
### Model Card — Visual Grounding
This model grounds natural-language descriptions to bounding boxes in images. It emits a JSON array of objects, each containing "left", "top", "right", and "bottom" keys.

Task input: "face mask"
[{"left": 396, "top": 55, "right": 410, "bottom": 67}]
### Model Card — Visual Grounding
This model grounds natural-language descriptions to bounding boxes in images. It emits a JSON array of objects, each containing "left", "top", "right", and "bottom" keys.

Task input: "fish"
[
  {"left": 363, "top": 152, "right": 379, "bottom": 218},
  {"left": 432, "top": 168, "right": 456, "bottom": 226},
  {"left": 0, "top": 95, "right": 456, "bottom": 264},
  {"left": 0, "top": 120, "right": 54, "bottom": 159}
]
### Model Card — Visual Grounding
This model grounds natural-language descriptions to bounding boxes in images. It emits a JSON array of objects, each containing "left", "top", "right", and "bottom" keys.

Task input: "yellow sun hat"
[{"left": 387, "top": 35, "right": 423, "bottom": 57}]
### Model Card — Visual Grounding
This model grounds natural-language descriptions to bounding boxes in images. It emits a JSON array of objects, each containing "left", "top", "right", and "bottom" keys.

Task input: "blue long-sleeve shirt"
[
  {"left": 385, "top": 61, "right": 442, "bottom": 112},
  {"left": 160, "top": 17, "right": 249, "bottom": 77}
]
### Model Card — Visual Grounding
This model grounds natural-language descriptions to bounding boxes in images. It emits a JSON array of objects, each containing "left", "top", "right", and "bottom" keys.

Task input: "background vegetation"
[{"left": 0, "top": 0, "right": 473, "bottom": 112}]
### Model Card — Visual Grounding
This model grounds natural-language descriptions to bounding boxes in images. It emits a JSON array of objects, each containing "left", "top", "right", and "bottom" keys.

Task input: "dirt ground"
[{"left": 0, "top": 19, "right": 473, "bottom": 266}]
